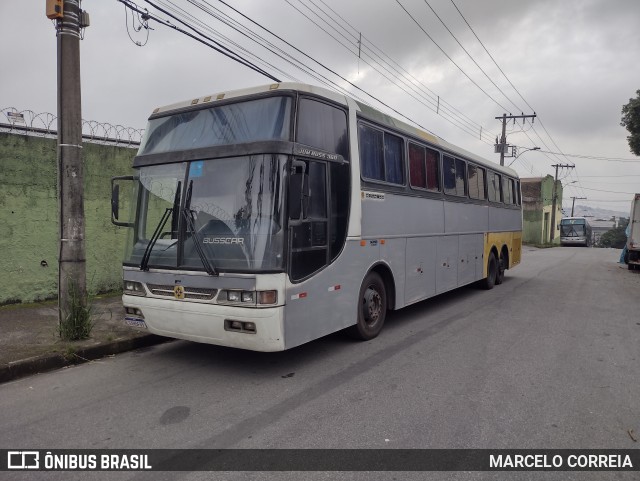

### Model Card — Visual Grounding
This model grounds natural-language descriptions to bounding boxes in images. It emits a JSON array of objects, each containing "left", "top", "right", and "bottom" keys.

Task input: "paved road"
[{"left": 2, "top": 247, "right": 639, "bottom": 481}]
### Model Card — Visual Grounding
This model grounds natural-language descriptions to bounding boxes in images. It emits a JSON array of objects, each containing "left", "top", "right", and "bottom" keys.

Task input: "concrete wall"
[{"left": 0, "top": 132, "right": 136, "bottom": 305}]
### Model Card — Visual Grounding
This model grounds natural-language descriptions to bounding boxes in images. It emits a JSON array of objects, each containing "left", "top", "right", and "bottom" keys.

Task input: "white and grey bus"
[
  {"left": 111, "top": 82, "right": 522, "bottom": 351},
  {"left": 559, "top": 217, "right": 592, "bottom": 246}
]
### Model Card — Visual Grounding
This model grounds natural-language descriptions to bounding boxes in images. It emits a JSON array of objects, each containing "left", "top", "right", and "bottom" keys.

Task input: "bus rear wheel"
[
  {"left": 481, "top": 252, "right": 498, "bottom": 290},
  {"left": 348, "top": 272, "right": 387, "bottom": 341},
  {"left": 495, "top": 253, "right": 506, "bottom": 285}
]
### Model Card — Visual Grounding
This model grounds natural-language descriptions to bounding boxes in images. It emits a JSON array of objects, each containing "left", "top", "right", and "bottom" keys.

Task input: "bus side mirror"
[
  {"left": 111, "top": 176, "right": 135, "bottom": 227},
  {"left": 289, "top": 161, "right": 309, "bottom": 220}
]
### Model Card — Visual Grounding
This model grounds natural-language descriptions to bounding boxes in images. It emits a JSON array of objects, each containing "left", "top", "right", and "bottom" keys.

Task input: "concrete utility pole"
[
  {"left": 570, "top": 196, "right": 587, "bottom": 216},
  {"left": 550, "top": 164, "right": 574, "bottom": 242},
  {"left": 495, "top": 113, "right": 537, "bottom": 166},
  {"left": 50, "top": 0, "right": 88, "bottom": 322}
]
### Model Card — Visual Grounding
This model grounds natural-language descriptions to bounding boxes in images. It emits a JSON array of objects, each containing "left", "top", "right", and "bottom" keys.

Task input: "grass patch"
[{"left": 59, "top": 279, "right": 94, "bottom": 341}]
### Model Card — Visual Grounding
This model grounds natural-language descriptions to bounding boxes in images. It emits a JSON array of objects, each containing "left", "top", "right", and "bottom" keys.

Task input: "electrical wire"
[
  {"left": 394, "top": 0, "right": 510, "bottom": 112},
  {"left": 117, "top": 0, "right": 281, "bottom": 81}
]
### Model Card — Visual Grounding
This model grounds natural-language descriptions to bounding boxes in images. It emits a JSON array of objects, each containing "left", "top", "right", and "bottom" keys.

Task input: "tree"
[
  {"left": 598, "top": 218, "right": 629, "bottom": 249},
  {"left": 621, "top": 90, "right": 640, "bottom": 156}
]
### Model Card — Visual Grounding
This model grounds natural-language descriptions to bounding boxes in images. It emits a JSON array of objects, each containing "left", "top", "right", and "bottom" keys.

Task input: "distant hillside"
[{"left": 567, "top": 205, "right": 628, "bottom": 220}]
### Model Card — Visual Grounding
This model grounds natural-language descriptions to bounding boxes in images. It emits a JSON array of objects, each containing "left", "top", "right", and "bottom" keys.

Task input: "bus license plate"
[{"left": 125, "top": 317, "right": 147, "bottom": 328}]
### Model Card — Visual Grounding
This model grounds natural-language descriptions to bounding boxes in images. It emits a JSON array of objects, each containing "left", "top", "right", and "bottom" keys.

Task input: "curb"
[{"left": 0, "top": 334, "right": 170, "bottom": 384}]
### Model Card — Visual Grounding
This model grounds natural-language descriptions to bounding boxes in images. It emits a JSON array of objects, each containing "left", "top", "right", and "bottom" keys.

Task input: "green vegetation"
[
  {"left": 58, "top": 279, "right": 94, "bottom": 341},
  {"left": 598, "top": 218, "right": 629, "bottom": 249},
  {"left": 621, "top": 90, "right": 640, "bottom": 156}
]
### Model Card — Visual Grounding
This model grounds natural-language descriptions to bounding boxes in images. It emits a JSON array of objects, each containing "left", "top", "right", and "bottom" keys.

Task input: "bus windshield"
[
  {"left": 125, "top": 155, "right": 286, "bottom": 272},
  {"left": 561, "top": 224, "right": 585, "bottom": 236},
  {"left": 138, "top": 96, "right": 292, "bottom": 155}
]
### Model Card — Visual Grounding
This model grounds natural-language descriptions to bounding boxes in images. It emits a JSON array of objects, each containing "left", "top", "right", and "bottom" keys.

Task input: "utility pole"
[
  {"left": 49, "top": 0, "right": 89, "bottom": 323},
  {"left": 570, "top": 196, "right": 587, "bottom": 216},
  {"left": 495, "top": 113, "right": 537, "bottom": 166},
  {"left": 550, "top": 164, "right": 574, "bottom": 242}
]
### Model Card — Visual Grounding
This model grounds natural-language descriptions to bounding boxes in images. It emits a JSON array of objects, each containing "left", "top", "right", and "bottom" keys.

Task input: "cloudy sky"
[{"left": 3, "top": 0, "right": 640, "bottom": 213}]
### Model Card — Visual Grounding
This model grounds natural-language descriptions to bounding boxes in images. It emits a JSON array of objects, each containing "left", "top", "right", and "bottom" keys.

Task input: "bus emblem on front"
[{"left": 174, "top": 285, "right": 185, "bottom": 300}]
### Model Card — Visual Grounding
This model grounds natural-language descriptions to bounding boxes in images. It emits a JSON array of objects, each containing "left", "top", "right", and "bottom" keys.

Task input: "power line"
[
  {"left": 448, "top": 0, "right": 579, "bottom": 171},
  {"left": 536, "top": 149, "right": 640, "bottom": 161},
  {"left": 315, "top": 0, "right": 495, "bottom": 141},
  {"left": 283, "top": 0, "right": 493, "bottom": 142},
  {"left": 184, "top": 0, "right": 442, "bottom": 136},
  {"left": 578, "top": 186, "right": 639, "bottom": 195},
  {"left": 394, "top": 0, "right": 511, "bottom": 112},
  {"left": 117, "top": 0, "right": 281, "bottom": 81},
  {"left": 449, "top": 0, "right": 534, "bottom": 113},
  {"left": 421, "top": 0, "right": 522, "bottom": 113}
]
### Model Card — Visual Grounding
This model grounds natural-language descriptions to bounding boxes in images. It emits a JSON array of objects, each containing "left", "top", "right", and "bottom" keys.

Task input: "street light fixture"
[{"left": 508, "top": 146, "right": 540, "bottom": 167}]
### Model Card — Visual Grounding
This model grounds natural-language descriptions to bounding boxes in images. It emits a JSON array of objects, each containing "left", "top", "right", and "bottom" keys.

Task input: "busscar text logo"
[{"left": 203, "top": 237, "right": 244, "bottom": 245}]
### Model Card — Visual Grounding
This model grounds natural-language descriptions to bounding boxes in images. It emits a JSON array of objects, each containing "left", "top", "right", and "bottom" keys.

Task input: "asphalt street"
[{"left": 1, "top": 246, "right": 639, "bottom": 481}]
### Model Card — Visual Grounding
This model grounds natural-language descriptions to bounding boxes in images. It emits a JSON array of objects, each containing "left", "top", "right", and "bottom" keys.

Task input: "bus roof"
[{"left": 150, "top": 81, "right": 518, "bottom": 178}]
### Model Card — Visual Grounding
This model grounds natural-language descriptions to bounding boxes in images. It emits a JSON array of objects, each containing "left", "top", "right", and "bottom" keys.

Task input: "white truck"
[{"left": 627, "top": 193, "right": 640, "bottom": 270}]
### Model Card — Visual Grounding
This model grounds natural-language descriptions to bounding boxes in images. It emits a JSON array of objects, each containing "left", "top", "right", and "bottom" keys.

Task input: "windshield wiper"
[
  {"left": 140, "top": 181, "right": 181, "bottom": 271},
  {"left": 182, "top": 180, "right": 218, "bottom": 276}
]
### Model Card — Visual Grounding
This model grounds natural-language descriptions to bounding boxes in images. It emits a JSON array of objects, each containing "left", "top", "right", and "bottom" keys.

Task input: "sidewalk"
[{"left": 0, "top": 294, "right": 167, "bottom": 384}]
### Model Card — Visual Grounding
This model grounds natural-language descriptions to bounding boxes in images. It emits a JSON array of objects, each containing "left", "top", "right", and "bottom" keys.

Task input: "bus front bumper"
[{"left": 122, "top": 294, "right": 286, "bottom": 352}]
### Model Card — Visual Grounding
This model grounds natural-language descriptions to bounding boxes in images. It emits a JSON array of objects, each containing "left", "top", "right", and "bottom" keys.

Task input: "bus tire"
[
  {"left": 495, "top": 252, "right": 506, "bottom": 285},
  {"left": 482, "top": 252, "right": 497, "bottom": 290},
  {"left": 348, "top": 272, "right": 387, "bottom": 341}
]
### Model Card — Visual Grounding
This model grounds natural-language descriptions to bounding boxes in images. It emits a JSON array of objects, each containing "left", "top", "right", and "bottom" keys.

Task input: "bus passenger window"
[
  {"left": 409, "top": 143, "right": 426, "bottom": 189},
  {"left": 384, "top": 133, "right": 404, "bottom": 184},
  {"left": 468, "top": 164, "right": 486, "bottom": 200},
  {"left": 425, "top": 147, "right": 440, "bottom": 191},
  {"left": 359, "top": 123, "right": 404, "bottom": 185},
  {"left": 488, "top": 172, "right": 502, "bottom": 203},
  {"left": 502, "top": 177, "right": 513, "bottom": 204},
  {"left": 409, "top": 143, "right": 440, "bottom": 191},
  {"left": 359, "top": 124, "right": 384, "bottom": 181},
  {"left": 444, "top": 156, "right": 465, "bottom": 196}
]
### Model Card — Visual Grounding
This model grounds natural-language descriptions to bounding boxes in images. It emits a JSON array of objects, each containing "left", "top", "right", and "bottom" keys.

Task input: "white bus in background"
[
  {"left": 111, "top": 82, "right": 522, "bottom": 352},
  {"left": 559, "top": 217, "right": 593, "bottom": 247}
]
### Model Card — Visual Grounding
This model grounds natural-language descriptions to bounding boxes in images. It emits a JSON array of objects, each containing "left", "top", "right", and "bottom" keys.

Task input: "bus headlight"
[
  {"left": 241, "top": 291, "right": 255, "bottom": 303},
  {"left": 124, "top": 280, "right": 146, "bottom": 296},
  {"left": 219, "top": 290, "right": 277, "bottom": 306},
  {"left": 226, "top": 290, "right": 241, "bottom": 302}
]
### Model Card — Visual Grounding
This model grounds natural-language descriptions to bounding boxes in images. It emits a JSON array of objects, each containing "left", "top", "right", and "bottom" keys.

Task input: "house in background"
[{"left": 521, "top": 175, "right": 563, "bottom": 245}]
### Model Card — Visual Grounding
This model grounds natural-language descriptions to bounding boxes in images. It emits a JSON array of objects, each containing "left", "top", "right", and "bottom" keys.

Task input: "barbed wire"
[{"left": 0, "top": 108, "right": 144, "bottom": 147}]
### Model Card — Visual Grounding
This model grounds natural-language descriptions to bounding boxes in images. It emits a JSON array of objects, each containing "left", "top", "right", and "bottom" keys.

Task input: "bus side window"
[
  {"left": 468, "top": 164, "right": 486, "bottom": 200},
  {"left": 359, "top": 122, "right": 404, "bottom": 185},
  {"left": 297, "top": 98, "right": 349, "bottom": 159},
  {"left": 444, "top": 156, "right": 466, "bottom": 196},
  {"left": 502, "top": 177, "right": 514, "bottom": 204},
  {"left": 488, "top": 172, "right": 502, "bottom": 203},
  {"left": 409, "top": 143, "right": 440, "bottom": 192}
]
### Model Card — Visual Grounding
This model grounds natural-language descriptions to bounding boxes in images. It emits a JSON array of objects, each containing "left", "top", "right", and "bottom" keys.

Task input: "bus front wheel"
[
  {"left": 482, "top": 252, "right": 498, "bottom": 290},
  {"left": 349, "top": 272, "right": 387, "bottom": 341}
]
